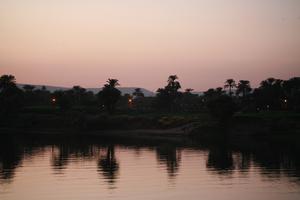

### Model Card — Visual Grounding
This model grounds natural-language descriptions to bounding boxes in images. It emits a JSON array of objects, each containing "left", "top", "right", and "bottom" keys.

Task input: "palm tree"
[
  {"left": 105, "top": 79, "right": 120, "bottom": 88},
  {"left": 224, "top": 79, "right": 236, "bottom": 96},
  {"left": 236, "top": 80, "right": 252, "bottom": 98},
  {"left": 167, "top": 75, "right": 181, "bottom": 93},
  {"left": 98, "top": 78, "right": 121, "bottom": 113},
  {"left": 155, "top": 75, "right": 182, "bottom": 112},
  {"left": 257, "top": 77, "right": 284, "bottom": 109}
]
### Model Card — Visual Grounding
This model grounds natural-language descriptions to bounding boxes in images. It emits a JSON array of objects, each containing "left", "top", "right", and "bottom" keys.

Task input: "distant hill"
[
  {"left": 17, "top": 84, "right": 156, "bottom": 97},
  {"left": 17, "top": 84, "right": 205, "bottom": 97}
]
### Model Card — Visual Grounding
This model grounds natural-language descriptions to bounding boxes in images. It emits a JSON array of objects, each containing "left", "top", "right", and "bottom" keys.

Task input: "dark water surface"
[{"left": 0, "top": 135, "right": 300, "bottom": 200}]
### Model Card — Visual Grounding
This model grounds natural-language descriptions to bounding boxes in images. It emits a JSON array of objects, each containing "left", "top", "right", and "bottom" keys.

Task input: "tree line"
[{"left": 0, "top": 74, "right": 299, "bottom": 121}]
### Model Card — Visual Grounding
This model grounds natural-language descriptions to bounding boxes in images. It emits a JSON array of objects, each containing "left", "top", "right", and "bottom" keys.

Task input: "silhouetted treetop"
[
  {"left": 98, "top": 78, "right": 121, "bottom": 113},
  {"left": 0, "top": 75, "right": 16, "bottom": 90},
  {"left": 133, "top": 88, "right": 144, "bottom": 98},
  {"left": 236, "top": 80, "right": 252, "bottom": 98},
  {"left": 224, "top": 79, "right": 236, "bottom": 96},
  {"left": 105, "top": 79, "right": 120, "bottom": 88}
]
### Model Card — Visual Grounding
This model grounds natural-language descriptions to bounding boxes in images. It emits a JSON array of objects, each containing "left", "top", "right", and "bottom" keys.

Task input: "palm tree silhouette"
[
  {"left": 105, "top": 79, "right": 120, "bottom": 88},
  {"left": 167, "top": 75, "right": 181, "bottom": 93},
  {"left": 224, "top": 79, "right": 236, "bottom": 96},
  {"left": 236, "top": 80, "right": 252, "bottom": 98},
  {"left": 98, "top": 78, "right": 121, "bottom": 113}
]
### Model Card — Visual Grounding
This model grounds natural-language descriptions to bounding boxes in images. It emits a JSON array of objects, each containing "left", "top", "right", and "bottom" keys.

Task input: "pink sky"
[{"left": 0, "top": 0, "right": 300, "bottom": 91}]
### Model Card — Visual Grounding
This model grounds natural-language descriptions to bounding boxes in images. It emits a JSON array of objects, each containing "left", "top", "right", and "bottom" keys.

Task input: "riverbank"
[{"left": 1, "top": 110, "right": 300, "bottom": 144}]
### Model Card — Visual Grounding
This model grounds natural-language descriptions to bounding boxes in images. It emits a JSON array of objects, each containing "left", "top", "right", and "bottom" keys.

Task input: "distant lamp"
[
  {"left": 52, "top": 98, "right": 56, "bottom": 103},
  {"left": 284, "top": 99, "right": 287, "bottom": 103},
  {"left": 128, "top": 98, "right": 133, "bottom": 103}
]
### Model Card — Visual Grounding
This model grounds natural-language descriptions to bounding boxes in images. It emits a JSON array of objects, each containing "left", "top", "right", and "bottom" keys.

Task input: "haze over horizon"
[{"left": 1, "top": 0, "right": 300, "bottom": 91}]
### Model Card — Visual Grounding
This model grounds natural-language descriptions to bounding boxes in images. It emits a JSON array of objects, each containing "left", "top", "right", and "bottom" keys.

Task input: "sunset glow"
[{"left": 0, "top": 0, "right": 299, "bottom": 90}]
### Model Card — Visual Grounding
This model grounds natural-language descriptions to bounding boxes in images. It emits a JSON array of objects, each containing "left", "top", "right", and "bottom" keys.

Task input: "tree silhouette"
[
  {"left": 203, "top": 87, "right": 225, "bottom": 102},
  {"left": 236, "top": 80, "right": 252, "bottom": 98},
  {"left": 207, "top": 95, "right": 237, "bottom": 122},
  {"left": 22, "top": 85, "right": 36, "bottom": 106},
  {"left": 0, "top": 75, "right": 23, "bottom": 117},
  {"left": 0, "top": 75, "right": 16, "bottom": 90},
  {"left": 98, "top": 79, "right": 121, "bottom": 113},
  {"left": 23, "top": 85, "right": 35, "bottom": 92},
  {"left": 253, "top": 77, "right": 284, "bottom": 110},
  {"left": 166, "top": 75, "right": 181, "bottom": 93},
  {"left": 68, "top": 85, "right": 88, "bottom": 106},
  {"left": 156, "top": 75, "right": 182, "bottom": 111},
  {"left": 53, "top": 91, "right": 72, "bottom": 111},
  {"left": 133, "top": 88, "right": 144, "bottom": 98},
  {"left": 224, "top": 79, "right": 236, "bottom": 96},
  {"left": 283, "top": 77, "right": 300, "bottom": 109}
]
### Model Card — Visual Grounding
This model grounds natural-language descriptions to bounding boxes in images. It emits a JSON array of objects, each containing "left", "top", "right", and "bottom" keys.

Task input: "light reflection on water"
[{"left": 0, "top": 136, "right": 300, "bottom": 200}]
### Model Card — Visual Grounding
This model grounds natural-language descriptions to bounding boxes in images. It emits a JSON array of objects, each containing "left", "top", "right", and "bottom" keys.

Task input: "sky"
[{"left": 0, "top": 0, "right": 300, "bottom": 91}]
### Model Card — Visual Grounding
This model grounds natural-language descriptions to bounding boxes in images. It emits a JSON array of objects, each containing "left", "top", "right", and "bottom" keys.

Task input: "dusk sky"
[{"left": 0, "top": 0, "right": 300, "bottom": 91}]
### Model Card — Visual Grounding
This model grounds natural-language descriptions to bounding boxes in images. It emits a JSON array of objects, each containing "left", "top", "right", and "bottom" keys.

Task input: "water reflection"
[
  {"left": 156, "top": 145, "right": 181, "bottom": 178},
  {"left": 97, "top": 145, "right": 119, "bottom": 185},
  {"left": 51, "top": 144, "right": 97, "bottom": 173},
  {"left": 0, "top": 139, "right": 22, "bottom": 182},
  {"left": 207, "top": 145, "right": 234, "bottom": 175},
  {"left": 0, "top": 134, "right": 300, "bottom": 188}
]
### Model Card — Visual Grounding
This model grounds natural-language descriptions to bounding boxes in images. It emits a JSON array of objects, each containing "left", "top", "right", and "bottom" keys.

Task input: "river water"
[{"left": 0, "top": 135, "right": 299, "bottom": 200}]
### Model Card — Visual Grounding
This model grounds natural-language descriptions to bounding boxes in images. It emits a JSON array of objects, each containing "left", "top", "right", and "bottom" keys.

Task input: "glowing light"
[
  {"left": 128, "top": 99, "right": 133, "bottom": 103},
  {"left": 52, "top": 98, "right": 56, "bottom": 103},
  {"left": 284, "top": 99, "right": 287, "bottom": 103}
]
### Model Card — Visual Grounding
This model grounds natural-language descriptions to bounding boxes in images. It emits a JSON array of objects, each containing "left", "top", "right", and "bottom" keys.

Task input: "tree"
[
  {"left": 166, "top": 75, "right": 181, "bottom": 94},
  {"left": 282, "top": 77, "right": 300, "bottom": 110},
  {"left": 207, "top": 95, "right": 237, "bottom": 123},
  {"left": 23, "top": 85, "right": 35, "bottom": 93},
  {"left": 0, "top": 75, "right": 16, "bottom": 90},
  {"left": 53, "top": 91, "right": 71, "bottom": 111},
  {"left": 0, "top": 75, "right": 23, "bottom": 117},
  {"left": 253, "top": 77, "right": 284, "bottom": 110},
  {"left": 224, "top": 79, "right": 236, "bottom": 96},
  {"left": 133, "top": 88, "right": 144, "bottom": 98},
  {"left": 155, "top": 75, "right": 182, "bottom": 111},
  {"left": 34, "top": 86, "right": 51, "bottom": 106},
  {"left": 69, "top": 86, "right": 87, "bottom": 106},
  {"left": 179, "top": 88, "right": 201, "bottom": 112},
  {"left": 203, "top": 87, "right": 225, "bottom": 101},
  {"left": 236, "top": 80, "right": 252, "bottom": 98},
  {"left": 22, "top": 85, "right": 36, "bottom": 106},
  {"left": 98, "top": 79, "right": 121, "bottom": 113}
]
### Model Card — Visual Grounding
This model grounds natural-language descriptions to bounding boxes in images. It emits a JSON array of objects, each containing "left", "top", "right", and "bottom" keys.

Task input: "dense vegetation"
[{"left": 0, "top": 74, "right": 299, "bottom": 133}]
